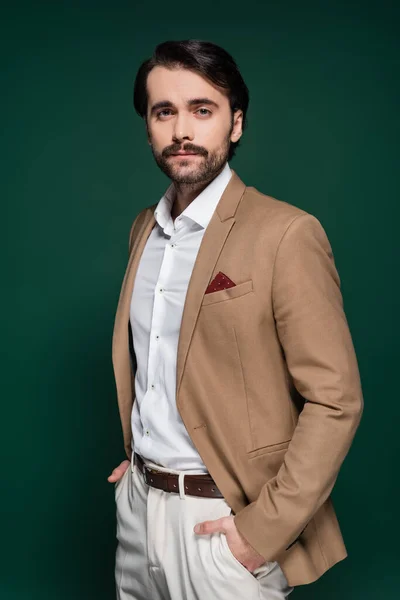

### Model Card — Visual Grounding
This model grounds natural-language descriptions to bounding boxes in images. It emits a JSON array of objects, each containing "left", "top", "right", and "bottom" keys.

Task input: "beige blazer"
[{"left": 112, "top": 170, "right": 363, "bottom": 586}]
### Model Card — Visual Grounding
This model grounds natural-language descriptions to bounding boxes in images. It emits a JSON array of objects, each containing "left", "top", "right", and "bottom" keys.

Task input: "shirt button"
[
  {"left": 145, "top": 429, "right": 150, "bottom": 436},
  {"left": 156, "top": 335, "right": 159, "bottom": 340},
  {"left": 151, "top": 384, "right": 155, "bottom": 389},
  {"left": 159, "top": 287, "right": 163, "bottom": 293}
]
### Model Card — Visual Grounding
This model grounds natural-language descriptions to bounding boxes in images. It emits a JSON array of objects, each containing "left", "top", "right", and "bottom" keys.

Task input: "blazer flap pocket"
[{"left": 247, "top": 439, "right": 291, "bottom": 459}]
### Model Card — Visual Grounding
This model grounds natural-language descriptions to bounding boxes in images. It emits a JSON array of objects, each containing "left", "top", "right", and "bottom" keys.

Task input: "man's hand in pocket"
[{"left": 194, "top": 515, "right": 267, "bottom": 573}]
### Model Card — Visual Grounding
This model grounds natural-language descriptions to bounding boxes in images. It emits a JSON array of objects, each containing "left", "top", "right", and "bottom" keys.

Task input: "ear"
[{"left": 230, "top": 109, "right": 243, "bottom": 143}]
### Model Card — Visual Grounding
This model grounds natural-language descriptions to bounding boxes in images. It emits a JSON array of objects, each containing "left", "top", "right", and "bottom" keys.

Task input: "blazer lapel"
[{"left": 176, "top": 170, "right": 246, "bottom": 403}]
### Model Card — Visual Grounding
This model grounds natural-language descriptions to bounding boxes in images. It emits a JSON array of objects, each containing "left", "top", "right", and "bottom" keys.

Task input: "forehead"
[{"left": 146, "top": 66, "right": 227, "bottom": 105}]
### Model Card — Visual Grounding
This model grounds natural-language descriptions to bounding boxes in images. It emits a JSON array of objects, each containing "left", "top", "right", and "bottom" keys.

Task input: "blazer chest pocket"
[{"left": 201, "top": 279, "right": 253, "bottom": 307}]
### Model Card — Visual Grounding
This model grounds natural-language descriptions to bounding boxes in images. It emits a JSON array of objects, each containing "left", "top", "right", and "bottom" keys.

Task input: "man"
[{"left": 108, "top": 39, "right": 363, "bottom": 600}]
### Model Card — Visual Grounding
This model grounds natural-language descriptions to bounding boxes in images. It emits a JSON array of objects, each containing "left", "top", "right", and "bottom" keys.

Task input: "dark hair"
[{"left": 133, "top": 39, "right": 249, "bottom": 161}]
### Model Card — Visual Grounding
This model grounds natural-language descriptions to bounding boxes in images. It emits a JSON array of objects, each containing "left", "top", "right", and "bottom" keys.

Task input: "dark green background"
[{"left": 2, "top": 1, "right": 399, "bottom": 598}]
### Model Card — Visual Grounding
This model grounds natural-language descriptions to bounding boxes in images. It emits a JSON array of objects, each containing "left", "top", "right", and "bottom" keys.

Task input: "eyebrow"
[{"left": 150, "top": 97, "right": 219, "bottom": 115}]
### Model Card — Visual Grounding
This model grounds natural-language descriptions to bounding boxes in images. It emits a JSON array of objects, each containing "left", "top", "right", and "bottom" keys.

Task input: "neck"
[{"left": 170, "top": 165, "right": 225, "bottom": 221}]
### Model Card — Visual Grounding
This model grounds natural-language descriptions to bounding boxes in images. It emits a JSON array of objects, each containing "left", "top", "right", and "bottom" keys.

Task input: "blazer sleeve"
[{"left": 233, "top": 213, "right": 364, "bottom": 561}]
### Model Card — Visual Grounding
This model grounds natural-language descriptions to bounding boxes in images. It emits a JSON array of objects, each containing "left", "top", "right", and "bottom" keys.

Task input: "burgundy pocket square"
[{"left": 205, "top": 271, "right": 236, "bottom": 294}]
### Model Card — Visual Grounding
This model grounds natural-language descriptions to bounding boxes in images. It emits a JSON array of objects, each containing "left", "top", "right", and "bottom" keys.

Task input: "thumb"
[{"left": 194, "top": 517, "right": 226, "bottom": 535}]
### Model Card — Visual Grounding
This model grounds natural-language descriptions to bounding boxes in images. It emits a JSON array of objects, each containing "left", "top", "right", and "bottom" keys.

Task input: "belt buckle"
[
  {"left": 142, "top": 463, "right": 147, "bottom": 483},
  {"left": 142, "top": 464, "right": 160, "bottom": 485}
]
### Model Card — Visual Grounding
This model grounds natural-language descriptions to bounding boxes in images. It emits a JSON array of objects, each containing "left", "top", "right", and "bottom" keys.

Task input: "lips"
[{"left": 170, "top": 152, "right": 198, "bottom": 156}]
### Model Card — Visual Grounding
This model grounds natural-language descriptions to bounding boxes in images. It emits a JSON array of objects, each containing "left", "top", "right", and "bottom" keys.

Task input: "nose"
[{"left": 172, "top": 113, "right": 194, "bottom": 143}]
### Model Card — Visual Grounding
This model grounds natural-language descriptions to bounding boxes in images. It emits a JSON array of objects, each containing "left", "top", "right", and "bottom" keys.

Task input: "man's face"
[{"left": 145, "top": 66, "right": 243, "bottom": 184}]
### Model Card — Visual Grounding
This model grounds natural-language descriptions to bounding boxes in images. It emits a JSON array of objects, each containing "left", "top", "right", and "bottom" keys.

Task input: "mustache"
[{"left": 162, "top": 143, "right": 208, "bottom": 158}]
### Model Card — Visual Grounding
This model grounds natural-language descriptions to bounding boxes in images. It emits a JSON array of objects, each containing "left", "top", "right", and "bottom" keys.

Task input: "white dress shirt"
[{"left": 129, "top": 162, "right": 232, "bottom": 471}]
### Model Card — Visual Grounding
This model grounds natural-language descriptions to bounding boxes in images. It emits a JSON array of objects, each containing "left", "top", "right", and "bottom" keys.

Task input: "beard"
[{"left": 149, "top": 131, "right": 232, "bottom": 186}]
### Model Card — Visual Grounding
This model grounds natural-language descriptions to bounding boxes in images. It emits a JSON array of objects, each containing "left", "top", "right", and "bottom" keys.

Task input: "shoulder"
[
  {"left": 240, "top": 185, "right": 328, "bottom": 240},
  {"left": 241, "top": 185, "right": 308, "bottom": 223},
  {"left": 238, "top": 185, "right": 334, "bottom": 258}
]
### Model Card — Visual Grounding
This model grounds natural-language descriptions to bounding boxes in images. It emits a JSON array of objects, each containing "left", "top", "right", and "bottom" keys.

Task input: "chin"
[{"left": 172, "top": 163, "right": 199, "bottom": 175}]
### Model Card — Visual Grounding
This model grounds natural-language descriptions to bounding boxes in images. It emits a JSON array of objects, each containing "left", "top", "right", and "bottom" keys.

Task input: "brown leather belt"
[{"left": 134, "top": 453, "right": 224, "bottom": 498}]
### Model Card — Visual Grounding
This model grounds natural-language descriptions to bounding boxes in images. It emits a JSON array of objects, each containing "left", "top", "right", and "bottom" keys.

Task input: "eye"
[
  {"left": 156, "top": 109, "right": 173, "bottom": 119},
  {"left": 196, "top": 108, "right": 211, "bottom": 116}
]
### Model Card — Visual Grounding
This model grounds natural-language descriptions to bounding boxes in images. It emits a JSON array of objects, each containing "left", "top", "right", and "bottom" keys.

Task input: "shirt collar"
[{"left": 154, "top": 162, "right": 232, "bottom": 234}]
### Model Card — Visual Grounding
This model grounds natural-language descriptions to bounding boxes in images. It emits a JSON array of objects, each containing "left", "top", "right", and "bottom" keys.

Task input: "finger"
[
  {"left": 107, "top": 469, "right": 121, "bottom": 482},
  {"left": 107, "top": 462, "right": 129, "bottom": 482},
  {"left": 194, "top": 517, "right": 227, "bottom": 535},
  {"left": 118, "top": 460, "right": 130, "bottom": 471},
  {"left": 114, "top": 460, "right": 130, "bottom": 474}
]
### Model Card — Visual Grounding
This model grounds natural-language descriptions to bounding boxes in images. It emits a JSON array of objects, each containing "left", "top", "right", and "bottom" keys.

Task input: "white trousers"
[{"left": 114, "top": 454, "right": 294, "bottom": 600}]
